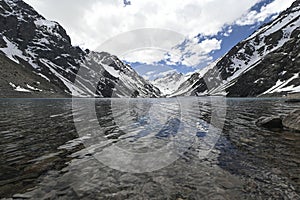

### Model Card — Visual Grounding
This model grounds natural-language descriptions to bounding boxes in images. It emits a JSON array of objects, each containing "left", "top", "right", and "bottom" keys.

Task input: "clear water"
[{"left": 0, "top": 98, "right": 299, "bottom": 199}]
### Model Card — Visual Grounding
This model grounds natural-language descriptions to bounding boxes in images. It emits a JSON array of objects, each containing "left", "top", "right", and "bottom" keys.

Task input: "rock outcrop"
[
  {"left": 256, "top": 116, "right": 284, "bottom": 130},
  {"left": 283, "top": 109, "right": 300, "bottom": 131}
]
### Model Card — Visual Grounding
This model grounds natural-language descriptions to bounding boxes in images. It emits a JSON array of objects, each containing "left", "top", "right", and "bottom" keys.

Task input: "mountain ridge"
[
  {"left": 172, "top": 0, "right": 300, "bottom": 97},
  {"left": 1, "top": 0, "right": 299, "bottom": 98},
  {"left": 0, "top": 0, "right": 160, "bottom": 98}
]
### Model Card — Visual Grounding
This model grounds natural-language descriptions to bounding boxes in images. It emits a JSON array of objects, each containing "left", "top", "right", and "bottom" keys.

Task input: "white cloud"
[
  {"left": 122, "top": 49, "right": 168, "bottom": 65},
  {"left": 166, "top": 38, "right": 222, "bottom": 66},
  {"left": 236, "top": 0, "right": 295, "bottom": 26},
  {"left": 146, "top": 71, "right": 156, "bottom": 75},
  {"left": 156, "top": 69, "right": 177, "bottom": 78},
  {"left": 24, "top": 0, "right": 260, "bottom": 49},
  {"left": 223, "top": 27, "right": 233, "bottom": 37},
  {"left": 143, "top": 69, "right": 177, "bottom": 80},
  {"left": 23, "top": 0, "right": 293, "bottom": 67}
]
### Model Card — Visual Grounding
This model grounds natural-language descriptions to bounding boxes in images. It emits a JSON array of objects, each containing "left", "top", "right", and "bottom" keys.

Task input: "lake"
[{"left": 0, "top": 98, "right": 299, "bottom": 199}]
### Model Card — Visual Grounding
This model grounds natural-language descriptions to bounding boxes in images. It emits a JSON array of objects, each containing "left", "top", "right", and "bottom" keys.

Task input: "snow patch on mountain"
[
  {"left": 172, "top": 0, "right": 300, "bottom": 97},
  {"left": 0, "top": 36, "right": 24, "bottom": 63},
  {"left": 262, "top": 73, "right": 300, "bottom": 95},
  {"left": 9, "top": 82, "right": 30, "bottom": 92},
  {"left": 102, "top": 64, "right": 121, "bottom": 78},
  {"left": 0, "top": 0, "right": 161, "bottom": 98},
  {"left": 151, "top": 72, "right": 188, "bottom": 95}
]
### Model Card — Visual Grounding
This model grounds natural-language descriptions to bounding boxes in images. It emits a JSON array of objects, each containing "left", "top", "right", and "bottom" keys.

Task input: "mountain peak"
[
  {"left": 0, "top": 0, "right": 161, "bottom": 98},
  {"left": 172, "top": 0, "right": 300, "bottom": 97}
]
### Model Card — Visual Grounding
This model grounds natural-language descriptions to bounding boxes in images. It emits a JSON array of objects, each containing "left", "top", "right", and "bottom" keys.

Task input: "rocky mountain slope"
[
  {"left": 0, "top": 0, "right": 160, "bottom": 98},
  {"left": 173, "top": 0, "right": 300, "bottom": 97},
  {"left": 151, "top": 72, "right": 188, "bottom": 96}
]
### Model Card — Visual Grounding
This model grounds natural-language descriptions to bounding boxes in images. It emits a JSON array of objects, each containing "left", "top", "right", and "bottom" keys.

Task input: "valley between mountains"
[{"left": 0, "top": 0, "right": 299, "bottom": 98}]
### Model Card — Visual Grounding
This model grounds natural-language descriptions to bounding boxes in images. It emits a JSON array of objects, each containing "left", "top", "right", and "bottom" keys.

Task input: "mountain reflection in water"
[{"left": 0, "top": 98, "right": 299, "bottom": 199}]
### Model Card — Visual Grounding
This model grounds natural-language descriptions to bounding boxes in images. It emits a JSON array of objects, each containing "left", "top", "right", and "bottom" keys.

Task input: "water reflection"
[
  {"left": 0, "top": 98, "right": 299, "bottom": 199},
  {"left": 0, "top": 99, "right": 78, "bottom": 197},
  {"left": 72, "top": 97, "right": 225, "bottom": 173}
]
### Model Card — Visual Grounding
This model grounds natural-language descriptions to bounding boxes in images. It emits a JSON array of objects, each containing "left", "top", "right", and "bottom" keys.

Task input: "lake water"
[{"left": 0, "top": 98, "right": 299, "bottom": 199}]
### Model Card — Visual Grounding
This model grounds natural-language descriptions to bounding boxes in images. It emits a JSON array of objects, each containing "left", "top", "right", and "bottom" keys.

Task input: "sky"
[{"left": 23, "top": 0, "right": 295, "bottom": 78}]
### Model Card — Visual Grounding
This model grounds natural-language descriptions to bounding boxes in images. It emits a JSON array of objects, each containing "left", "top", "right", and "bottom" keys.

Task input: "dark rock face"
[
  {"left": 175, "top": 72, "right": 207, "bottom": 96},
  {"left": 227, "top": 27, "right": 300, "bottom": 97},
  {"left": 256, "top": 117, "right": 284, "bottom": 130},
  {"left": 79, "top": 51, "right": 161, "bottom": 97},
  {"left": 173, "top": 0, "right": 300, "bottom": 97},
  {"left": 0, "top": 0, "right": 83, "bottom": 87},
  {"left": 0, "top": 53, "right": 67, "bottom": 98},
  {"left": 0, "top": 0, "right": 160, "bottom": 98},
  {"left": 283, "top": 109, "right": 300, "bottom": 131}
]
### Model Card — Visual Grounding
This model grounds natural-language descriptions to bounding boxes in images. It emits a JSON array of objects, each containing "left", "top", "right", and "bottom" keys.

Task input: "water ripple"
[{"left": 0, "top": 98, "right": 299, "bottom": 199}]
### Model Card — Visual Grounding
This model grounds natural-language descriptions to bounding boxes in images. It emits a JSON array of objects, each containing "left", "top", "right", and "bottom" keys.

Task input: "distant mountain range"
[
  {"left": 151, "top": 72, "right": 188, "bottom": 96},
  {"left": 0, "top": 0, "right": 299, "bottom": 98}
]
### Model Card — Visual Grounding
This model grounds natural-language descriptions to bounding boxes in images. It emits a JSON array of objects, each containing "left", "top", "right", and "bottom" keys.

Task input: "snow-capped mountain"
[
  {"left": 170, "top": 59, "right": 220, "bottom": 97},
  {"left": 151, "top": 72, "right": 188, "bottom": 96},
  {"left": 173, "top": 0, "right": 300, "bottom": 97},
  {"left": 0, "top": 0, "right": 160, "bottom": 98}
]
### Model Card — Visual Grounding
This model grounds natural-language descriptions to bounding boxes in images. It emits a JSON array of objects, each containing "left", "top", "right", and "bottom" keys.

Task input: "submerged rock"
[
  {"left": 257, "top": 110, "right": 300, "bottom": 131},
  {"left": 283, "top": 110, "right": 300, "bottom": 131},
  {"left": 256, "top": 116, "right": 283, "bottom": 129},
  {"left": 285, "top": 99, "right": 300, "bottom": 103}
]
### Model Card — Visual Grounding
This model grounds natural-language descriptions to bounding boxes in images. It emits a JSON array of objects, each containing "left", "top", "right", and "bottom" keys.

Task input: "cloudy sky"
[{"left": 23, "top": 0, "right": 295, "bottom": 76}]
